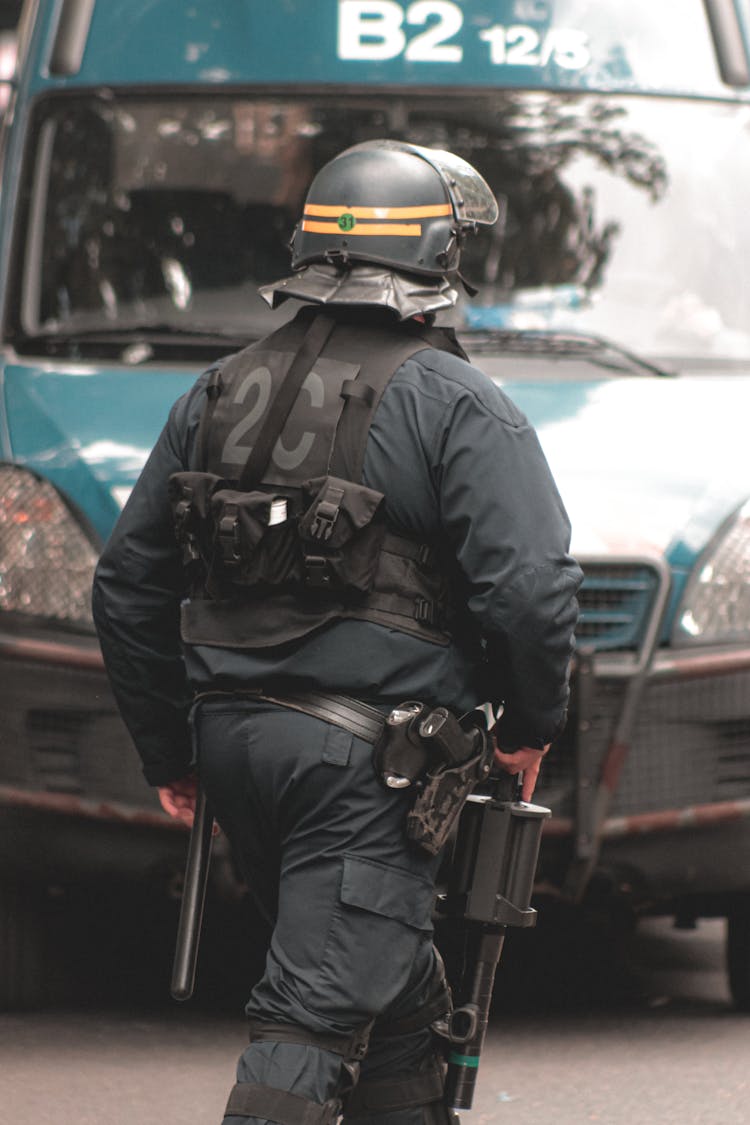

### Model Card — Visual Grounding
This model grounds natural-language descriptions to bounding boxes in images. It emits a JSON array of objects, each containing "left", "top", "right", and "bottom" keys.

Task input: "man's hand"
[
  {"left": 493, "top": 744, "right": 550, "bottom": 802},
  {"left": 158, "top": 774, "right": 200, "bottom": 829}
]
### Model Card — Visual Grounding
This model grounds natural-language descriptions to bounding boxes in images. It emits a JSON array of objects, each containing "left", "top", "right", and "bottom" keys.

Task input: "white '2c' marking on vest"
[{"left": 220, "top": 365, "right": 324, "bottom": 472}]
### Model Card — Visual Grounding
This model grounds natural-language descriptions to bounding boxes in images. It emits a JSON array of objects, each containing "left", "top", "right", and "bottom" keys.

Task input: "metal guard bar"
[
  {"left": 0, "top": 782, "right": 183, "bottom": 830},
  {"left": 545, "top": 797, "right": 750, "bottom": 839}
]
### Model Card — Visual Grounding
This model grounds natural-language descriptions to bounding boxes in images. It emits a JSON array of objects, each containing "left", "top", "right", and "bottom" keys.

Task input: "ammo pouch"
[
  {"left": 298, "top": 475, "right": 386, "bottom": 592},
  {"left": 169, "top": 471, "right": 297, "bottom": 589},
  {"left": 168, "top": 471, "right": 224, "bottom": 571},
  {"left": 374, "top": 703, "right": 494, "bottom": 856},
  {"left": 170, "top": 470, "right": 387, "bottom": 597},
  {"left": 210, "top": 488, "right": 299, "bottom": 586}
]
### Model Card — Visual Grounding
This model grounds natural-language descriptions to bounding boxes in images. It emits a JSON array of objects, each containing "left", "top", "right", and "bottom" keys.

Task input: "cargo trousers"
[{"left": 195, "top": 698, "right": 451, "bottom": 1125}]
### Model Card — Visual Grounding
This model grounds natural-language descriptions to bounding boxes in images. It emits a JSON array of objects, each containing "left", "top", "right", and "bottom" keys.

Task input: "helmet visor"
[
  {"left": 359, "top": 140, "right": 499, "bottom": 227},
  {"left": 417, "top": 147, "right": 499, "bottom": 226}
]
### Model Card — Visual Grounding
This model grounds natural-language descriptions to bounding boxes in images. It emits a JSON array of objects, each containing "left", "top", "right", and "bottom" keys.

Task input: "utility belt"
[
  {"left": 198, "top": 688, "right": 493, "bottom": 856},
  {"left": 196, "top": 687, "right": 387, "bottom": 742}
]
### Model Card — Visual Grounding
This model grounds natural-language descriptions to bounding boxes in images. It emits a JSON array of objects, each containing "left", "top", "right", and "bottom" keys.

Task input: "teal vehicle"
[{"left": 1, "top": 0, "right": 749, "bottom": 1007}]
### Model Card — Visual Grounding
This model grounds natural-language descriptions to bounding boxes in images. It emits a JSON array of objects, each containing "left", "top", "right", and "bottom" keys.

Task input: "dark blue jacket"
[{"left": 93, "top": 310, "right": 582, "bottom": 785}]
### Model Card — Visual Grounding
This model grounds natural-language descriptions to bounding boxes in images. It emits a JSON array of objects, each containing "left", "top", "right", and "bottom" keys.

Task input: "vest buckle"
[
  {"left": 415, "top": 597, "right": 435, "bottom": 625},
  {"left": 173, "top": 497, "right": 191, "bottom": 524},
  {"left": 218, "top": 505, "right": 240, "bottom": 564},
  {"left": 417, "top": 543, "right": 435, "bottom": 567},
  {"left": 309, "top": 486, "right": 345, "bottom": 542},
  {"left": 172, "top": 496, "right": 201, "bottom": 564}
]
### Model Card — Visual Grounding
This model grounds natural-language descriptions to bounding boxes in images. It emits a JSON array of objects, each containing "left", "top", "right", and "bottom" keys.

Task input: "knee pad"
[{"left": 226, "top": 1018, "right": 373, "bottom": 1122}]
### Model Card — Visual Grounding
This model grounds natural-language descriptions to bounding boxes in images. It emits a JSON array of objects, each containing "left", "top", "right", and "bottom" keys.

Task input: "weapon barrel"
[
  {"left": 444, "top": 925, "right": 506, "bottom": 1110},
  {"left": 170, "top": 788, "right": 214, "bottom": 1001}
]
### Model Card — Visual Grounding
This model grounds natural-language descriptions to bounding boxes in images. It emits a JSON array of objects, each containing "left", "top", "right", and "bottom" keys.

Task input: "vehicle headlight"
[
  {"left": 0, "top": 465, "right": 98, "bottom": 629},
  {"left": 673, "top": 499, "right": 750, "bottom": 645}
]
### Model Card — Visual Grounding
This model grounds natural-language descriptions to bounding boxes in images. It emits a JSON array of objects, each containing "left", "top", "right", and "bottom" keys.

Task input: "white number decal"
[
  {"left": 338, "top": 0, "right": 407, "bottom": 60},
  {"left": 546, "top": 29, "right": 590, "bottom": 70},
  {"left": 338, "top": 4, "right": 589, "bottom": 72},
  {"left": 479, "top": 24, "right": 590, "bottom": 71},
  {"left": 405, "top": 1, "right": 463, "bottom": 63},
  {"left": 505, "top": 25, "right": 540, "bottom": 66},
  {"left": 338, "top": 0, "right": 462, "bottom": 63},
  {"left": 478, "top": 25, "right": 507, "bottom": 65}
]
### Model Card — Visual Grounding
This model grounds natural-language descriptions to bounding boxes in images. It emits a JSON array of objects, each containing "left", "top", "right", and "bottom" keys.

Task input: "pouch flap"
[
  {"left": 340, "top": 855, "right": 434, "bottom": 930},
  {"left": 210, "top": 488, "right": 278, "bottom": 550},
  {"left": 300, "top": 475, "right": 384, "bottom": 548},
  {"left": 168, "top": 471, "right": 224, "bottom": 518}
]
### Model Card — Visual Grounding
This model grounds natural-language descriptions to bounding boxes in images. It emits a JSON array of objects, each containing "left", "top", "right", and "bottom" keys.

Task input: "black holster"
[{"left": 373, "top": 703, "right": 495, "bottom": 856}]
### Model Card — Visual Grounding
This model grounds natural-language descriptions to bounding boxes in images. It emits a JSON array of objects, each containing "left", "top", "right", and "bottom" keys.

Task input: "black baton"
[{"left": 170, "top": 787, "right": 214, "bottom": 1001}]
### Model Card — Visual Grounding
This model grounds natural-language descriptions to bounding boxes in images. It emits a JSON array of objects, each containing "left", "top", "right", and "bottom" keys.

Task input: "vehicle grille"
[
  {"left": 576, "top": 561, "right": 662, "bottom": 651},
  {"left": 27, "top": 708, "right": 89, "bottom": 794}
]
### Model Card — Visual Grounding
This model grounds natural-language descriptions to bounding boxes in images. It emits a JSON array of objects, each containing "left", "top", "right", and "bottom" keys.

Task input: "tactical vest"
[{"left": 170, "top": 307, "right": 470, "bottom": 651}]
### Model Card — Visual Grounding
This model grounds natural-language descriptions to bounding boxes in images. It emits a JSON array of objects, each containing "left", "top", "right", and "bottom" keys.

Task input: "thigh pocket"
[{"left": 306, "top": 855, "right": 434, "bottom": 1022}]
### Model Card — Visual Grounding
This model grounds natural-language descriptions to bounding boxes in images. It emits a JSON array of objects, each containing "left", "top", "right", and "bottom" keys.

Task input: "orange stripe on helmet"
[
  {"left": 304, "top": 203, "right": 451, "bottom": 219},
  {"left": 301, "top": 220, "right": 422, "bottom": 236}
]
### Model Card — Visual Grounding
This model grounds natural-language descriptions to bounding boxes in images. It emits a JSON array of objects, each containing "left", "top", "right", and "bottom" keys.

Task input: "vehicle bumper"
[
  {"left": 537, "top": 642, "right": 750, "bottom": 903},
  {"left": 0, "top": 625, "right": 188, "bottom": 884}
]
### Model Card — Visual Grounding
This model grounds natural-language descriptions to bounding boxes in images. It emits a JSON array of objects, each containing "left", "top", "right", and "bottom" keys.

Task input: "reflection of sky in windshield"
[
  {"left": 462, "top": 96, "right": 750, "bottom": 361},
  {"left": 556, "top": 100, "right": 750, "bottom": 359}
]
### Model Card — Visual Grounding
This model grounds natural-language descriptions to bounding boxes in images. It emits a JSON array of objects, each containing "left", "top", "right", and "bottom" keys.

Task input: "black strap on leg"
[
  {"left": 342, "top": 1057, "right": 446, "bottom": 1118},
  {"left": 228, "top": 1020, "right": 372, "bottom": 1123},
  {"left": 224, "top": 1083, "right": 340, "bottom": 1125},
  {"left": 247, "top": 1018, "right": 372, "bottom": 1062}
]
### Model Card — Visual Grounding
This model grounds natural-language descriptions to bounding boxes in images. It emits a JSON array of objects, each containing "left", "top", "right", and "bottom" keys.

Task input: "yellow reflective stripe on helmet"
[
  {"left": 304, "top": 203, "right": 451, "bottom": 219},
  {"left": 301, "top": 220, "right": 422, "bottom": 236}
]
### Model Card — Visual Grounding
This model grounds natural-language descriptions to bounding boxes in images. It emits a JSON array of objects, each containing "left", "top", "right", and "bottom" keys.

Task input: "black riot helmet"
[{"left": 290, "top": 139, "right": 498, "bottom": 280}]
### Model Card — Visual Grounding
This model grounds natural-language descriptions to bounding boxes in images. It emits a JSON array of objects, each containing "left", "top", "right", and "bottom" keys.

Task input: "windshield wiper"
[
  {"left": 21, "top": 323, "right": 256, "bottom": 346},
  {"left": 461, "top": 328, "right": 674, "bottom": 378}
]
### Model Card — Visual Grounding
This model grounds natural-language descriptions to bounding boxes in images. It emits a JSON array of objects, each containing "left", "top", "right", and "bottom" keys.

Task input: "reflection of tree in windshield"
[
  {"left": 13, "top": 88, "right": 747, "bottom": 362},
  {"left": 416, "top": 94, "right": 668, "bottom": 298}
]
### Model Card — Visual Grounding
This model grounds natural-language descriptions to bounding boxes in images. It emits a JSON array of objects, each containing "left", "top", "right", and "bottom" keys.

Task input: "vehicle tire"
[
  {"left": 0, "top": 882, "right": 48, "bottom": 1010},
  {"left": 727, "top": 896, "right": 750, "bottom": 1012}
]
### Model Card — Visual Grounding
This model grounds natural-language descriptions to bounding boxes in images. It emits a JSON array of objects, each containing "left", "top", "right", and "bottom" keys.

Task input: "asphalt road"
[{"left": 0, "top": 914, "right": 747, "bottom": 1125}]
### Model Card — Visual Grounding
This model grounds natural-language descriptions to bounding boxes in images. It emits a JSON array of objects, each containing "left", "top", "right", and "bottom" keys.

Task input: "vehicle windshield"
[{"left": 13, "top": 90, "right": 750, "bottom": 362}]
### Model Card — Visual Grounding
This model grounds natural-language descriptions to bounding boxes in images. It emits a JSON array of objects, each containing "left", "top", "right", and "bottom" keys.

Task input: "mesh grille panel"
[
  {"left": 576, "top": 562, "right": 660, "bottom": 651},
  {"left": 536, "top": 669, "right": 750, "bottom": 818}
]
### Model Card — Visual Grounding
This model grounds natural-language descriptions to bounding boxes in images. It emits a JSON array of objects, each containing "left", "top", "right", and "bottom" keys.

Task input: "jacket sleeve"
[
  {"left": 91, "top": 373, "right": 210, "bottom": 786},
  {"left": 435, "top": 383, "right": 582, "bottom": 750}
]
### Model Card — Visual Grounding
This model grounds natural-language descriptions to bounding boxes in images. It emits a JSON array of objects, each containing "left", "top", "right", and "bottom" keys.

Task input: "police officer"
[{"left": 93, "top": 140, "right": 582, "bottom": 1125}]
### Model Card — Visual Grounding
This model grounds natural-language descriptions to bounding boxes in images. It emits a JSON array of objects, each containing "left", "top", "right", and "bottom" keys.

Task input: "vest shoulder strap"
[
  {"left": 328, "top": 320, "right": 468, "bottom": 482},
  {"left": 195, "top": 363, "right": 225, "bottom": 472}
]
